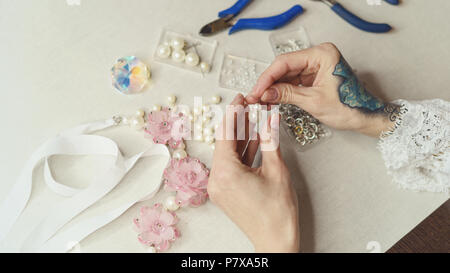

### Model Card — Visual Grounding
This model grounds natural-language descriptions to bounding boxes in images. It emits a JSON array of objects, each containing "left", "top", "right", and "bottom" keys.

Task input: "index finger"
[{"left": 246, "top": 50, "right": 309, "bottom": 103}]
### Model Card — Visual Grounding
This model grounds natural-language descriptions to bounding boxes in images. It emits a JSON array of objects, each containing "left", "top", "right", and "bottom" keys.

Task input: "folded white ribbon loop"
[{"left": 0, "top": 118, "right": 170, "bottom": 252}]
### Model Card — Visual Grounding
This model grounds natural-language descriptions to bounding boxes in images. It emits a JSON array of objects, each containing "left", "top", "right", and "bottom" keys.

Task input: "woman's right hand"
[{"left": 246, "top": 43, "right": 400, "bottom": 137}]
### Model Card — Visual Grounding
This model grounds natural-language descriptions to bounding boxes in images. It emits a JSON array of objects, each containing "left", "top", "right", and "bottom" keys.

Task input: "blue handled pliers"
[
  {"left": 199, "top": 0, "right": 304, "bottom": 36},
  {"left": 312, "top": 0, "right": 396, "bottom": 33}
]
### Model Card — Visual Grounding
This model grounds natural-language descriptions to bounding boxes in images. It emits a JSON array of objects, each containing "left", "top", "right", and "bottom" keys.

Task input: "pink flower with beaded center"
[
  {"left": 145, "top": 107, "right": 190, "bottom": 148},
  {"left": 163, "top": 157, "right": 210, "bottom": 207},
  {"left": 133, "top": 203, "right": 180, "bottom": 251}
]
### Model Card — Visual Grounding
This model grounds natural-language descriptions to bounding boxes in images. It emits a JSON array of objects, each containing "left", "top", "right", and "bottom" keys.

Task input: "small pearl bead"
[
  {"left": 203, "top": 127, "right": 214, "bottom": 136},
  {"left": 209, "top": 143, "right": 215, "bottom": 150},
  {"left": 172, "top": 149, "right": 187, "bottom": 160},
  {"left": 122, "top": 117, "right": 130, "bottom": 125},
  {"left": 164, "top": 195, "right": 180, "bottom": 211},
  {"left": 202, "top": 115, "right": 210, "bottom": 123},
  {"left": 130, "top": 116, "right": 145, "bottom": 130},
  {"left": 185, "top": 52, "right": 200, "bottom": 67},
  {"left": 193, "top": 107, "right": 202, "bottom": 116},
  {"left": 211, "top": 95, "right": 221, "bottom": 104},
  {"left": 204, "top": 135, "right": 215, "bottom": 144},
  {"left": 188, "top": 114, "right": 194, "bottom": 121},
  {"left": 195, "top": 122, "right": 204, "bottom": 131},
  {"left": 151, "top": 104, "right": 161, "bottom": 111},
  {"left": 170, "top": 37, "right": 185, "bottom": 50},
  {"left": 171, "top": 49, "right": 186, "bottom": 63},
  {"left": 214, "top": 123, "right": 220, "bottom": 130},
  {"left": 195, "top": 134, "right": 204, "bottom": 142},
  {"left": 200, "top": 62, "right": 211, "bottom": 73},
  {"left": 135, "top": 109, "right": 145, "bottom": 117},
  {"left": 202, "top": 104, "right": 211, "bottom": 113},
  {"left": 147, "top": 246, "right": 157, "bottom": 253},
  {"left": 156, "top": 44, "right": 171, "bottom": 59},
  {"left": 167, "top": 95, "right": 177, "bottom": 104}
]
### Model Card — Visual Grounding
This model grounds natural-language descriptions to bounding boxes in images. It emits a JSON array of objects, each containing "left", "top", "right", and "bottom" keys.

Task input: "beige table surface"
[{"left": 0, "top": 0, "right": 449, "bottom": 253}]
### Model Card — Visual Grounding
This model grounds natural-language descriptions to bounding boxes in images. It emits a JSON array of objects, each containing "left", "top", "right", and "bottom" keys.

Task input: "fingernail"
[
  {"left": 261, "top": 88, "right": 278, "bottom": 102},
  {"left": 231, "top": 93, "right": 244, "bottom": 104}
]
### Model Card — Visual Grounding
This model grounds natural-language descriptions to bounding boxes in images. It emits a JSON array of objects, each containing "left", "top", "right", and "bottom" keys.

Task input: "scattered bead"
[
  {"left": 185, "top": 52, "right": 200, "bottom": 67},
  {"left": 167, "top": 95, "right": 177, "bottom": 104},
  {"left": 204, "top": 135, "right": 215, "bottom": 144},
  {"left": 164, "top": 195, "right": 180, "bottom": 211},
  {"left": 171, "top": 49, "right": 186, "bottom": 63},
  {"left": 170, "top": 37, "right": 185, "bottom": 50},
  {"left": 203, "top": 127, "right": 214, "bottom": 136},
  {"left": 156, "top": 44, "right": 171, "bottom": 59},
  {"left": 211, "top": 95, "right": 221, "bottom": 104},
  {"left": 172, "top": 149, "right": 187, "bottom": 160},
  {"left": 202, "top": 104, "right": 211, "bottom": 113},
  {"left": 130, "top": 116, "right": 145, "bottom": 130},
  {"left": 200, "top": 62, "right": 211, "bottom": 73},
  {"left": 135, "top": 109, "right": 145, "bottom": 117},
  {"left": 151, "top": 104, "right": 161, "bottom": 112}
]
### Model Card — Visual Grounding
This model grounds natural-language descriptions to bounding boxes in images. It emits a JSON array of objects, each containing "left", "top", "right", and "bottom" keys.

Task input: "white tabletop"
[{"left": 0, "top": 0, "right": 449, "bottom": 252}]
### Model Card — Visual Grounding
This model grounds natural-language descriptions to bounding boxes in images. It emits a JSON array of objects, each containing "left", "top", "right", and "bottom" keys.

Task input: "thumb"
[{"left": 261, "top": 83, "right": 312, "bottom": 107}]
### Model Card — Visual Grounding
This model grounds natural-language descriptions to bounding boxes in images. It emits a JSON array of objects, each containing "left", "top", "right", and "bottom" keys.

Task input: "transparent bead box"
[
  {"left": 270, "top": 27, "right": 331, "bottom": 151},
  {"left": 269, "top": 27, "right": 311, "bottom": 56},
  {"left": 154, "top": 29, "right": 218, "bottom": 75},
  {"left": 219, "top": 54, "right": 269, "bottom": 94}
]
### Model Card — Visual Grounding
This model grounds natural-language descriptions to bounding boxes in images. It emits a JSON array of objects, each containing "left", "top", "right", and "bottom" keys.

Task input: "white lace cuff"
[{"left": 378, "top": 99, "right": 450, "bottom": 193}]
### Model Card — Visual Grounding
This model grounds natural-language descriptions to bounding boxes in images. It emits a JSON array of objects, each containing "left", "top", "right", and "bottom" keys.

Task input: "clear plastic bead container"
[
  {"left": 269, "top": 26, "right": 311, "bottom": 56},
  {"left": 154, "top": 29, "right": 218, "bottom": 75},
  {"left": 219, "top": 54, "right": 269, "bottom": 94}
]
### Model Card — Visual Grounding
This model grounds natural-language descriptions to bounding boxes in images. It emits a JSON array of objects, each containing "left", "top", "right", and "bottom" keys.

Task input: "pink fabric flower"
[
  {"left": 133, "top": 203, "right": 180, "bottom": 252},
  {"left": 145, "top": 107, "right": 190, "bottom": 148},
  {"left": 163, "top": 157, "right": 210, "bottom": 207}
]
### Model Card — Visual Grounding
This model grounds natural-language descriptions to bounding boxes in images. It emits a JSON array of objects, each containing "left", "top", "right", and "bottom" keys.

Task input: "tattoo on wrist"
[
  {"left": 332, "top": 56, "right": 385, "bottom": 113},
  {"left": 383, "top": 103, "right": 402, "bottom": 122}
]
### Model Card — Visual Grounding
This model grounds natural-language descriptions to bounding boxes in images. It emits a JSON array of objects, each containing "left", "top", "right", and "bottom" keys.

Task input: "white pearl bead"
[
  {"left": 193, "top": 107, "right": 202, "bottom": 116},
  {"left": 172, "top": 149, "right": 187, "bottom": 160},
  {"left": 156, "top": 44, "right": 171, "bottom": 59},
  {"left": 204, "top": 135, "right": 215, "bottom": 144},
  {"left": 122, "top": 117, "right": 130, "bottom": 125},
  {"left": 185, "top": 52, "right": 200, "bottom": 67},
  {"left": 164, "top": 195, "right": 180, "bottom": 211},
  {"left": 147, "top": 246, "right": 157, "bottom": 253},
  {"left": 167, "top": 95, "right": 177, "bottom": 104},
  {"left": 203, "top": 127, "right": 214, "bottom": 136},
  {"left": 188, "top": 114, "right": 194, "bottom": 121},
  {"left": 170, "top": 37, "right": 185, "bottom": 50},
  {"left": 151, "top": 104, "right": 161, "bottom": 112},
  {"left": 202, "top": 115, "right": 210, "bottom": 123},
  {"left": 135, "top": 109, "right": 145, "bottom": 117},
  {"left": 211, "top": 95, "right": 222, "bottom": 104},
  {"left": 195, "top": 134, "right": 204, "bottom": 142},
  {"left": 171, "top": 49, "right": 186, "bottom": 63},
  {"left": 202, "top": 105, "right": 211, "bottom": 113},
  {"left": 130, "top": 116, "right": 145, "bottom": 130},
  {"left": 209, "top": 143, "right": 215, "bottom": 150},
  {"left": 214, "top": 123, "right": 220, "bottom": 130},
  {"left": 200, "top": 62, "right": 211, "bottom": 73},
  {"left": 195, "top": 122, "right": 204, "bottom": 131}
]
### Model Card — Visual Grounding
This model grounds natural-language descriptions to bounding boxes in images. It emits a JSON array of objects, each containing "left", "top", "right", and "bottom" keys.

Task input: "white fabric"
[
  {"left": 378, "top": 99, "right": 450, "bottom": 193},
  {"left": 0, "top": 118, "right": 170, "bottom": 252}
]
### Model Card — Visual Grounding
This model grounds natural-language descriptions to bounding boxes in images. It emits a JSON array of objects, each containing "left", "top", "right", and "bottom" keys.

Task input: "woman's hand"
[
  {"left": 208, "top": 94, "right": 300, "bottom": 253},
  {"left": 246, "top": 43, "right": 401, "bottom": 137}
]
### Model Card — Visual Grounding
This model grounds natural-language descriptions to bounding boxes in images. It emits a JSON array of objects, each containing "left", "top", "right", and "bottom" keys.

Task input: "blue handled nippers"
[
  {"left": 199, "top": 0, "right": 304, "bottom": 36},
  {"left": 311, "top": 0, "right": 394, "bottom": 33}
]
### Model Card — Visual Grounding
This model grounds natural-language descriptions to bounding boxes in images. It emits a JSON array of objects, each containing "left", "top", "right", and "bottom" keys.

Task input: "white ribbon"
[{"left": 0, "top": 118, "right": 170, "bottom": 252}]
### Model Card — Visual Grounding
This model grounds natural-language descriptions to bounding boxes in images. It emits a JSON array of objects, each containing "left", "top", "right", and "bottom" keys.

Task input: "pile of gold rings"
[{"left": 279, "top": 104, "right": 326, "bottom": 146}]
